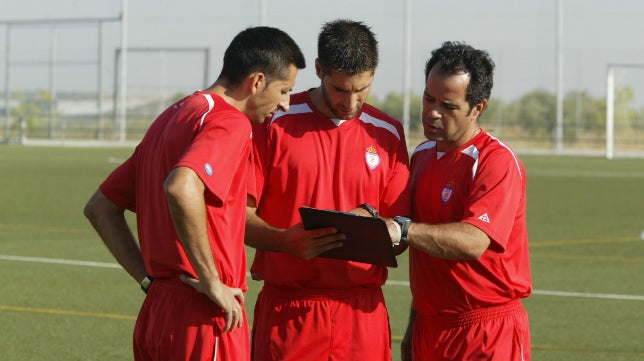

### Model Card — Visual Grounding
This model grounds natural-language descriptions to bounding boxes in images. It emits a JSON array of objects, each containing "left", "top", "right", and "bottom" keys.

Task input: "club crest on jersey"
[
  {"left": 365, "top": 145, "right": 380, "bottom": 170},
  {"left": 441, "top": 182, "right": 455, "bottom": 204}
]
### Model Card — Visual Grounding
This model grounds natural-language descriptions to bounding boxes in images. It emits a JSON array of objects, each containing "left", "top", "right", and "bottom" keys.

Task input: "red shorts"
[
  {"left": 133, "top": 278, "right": 250, "bottom": 361},
  {"left": 251, "top": 284, "right": 391, "bottom": 361},
  {"left": 412, "top": 299, "right": 530, "bottom": 361}
]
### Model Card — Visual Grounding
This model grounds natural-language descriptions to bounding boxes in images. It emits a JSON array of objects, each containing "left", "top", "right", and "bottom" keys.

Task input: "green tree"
[
  {"left": 10, "top": 90, "right": 51, "bottom": 131},
  {"left": 367, "top": 91, "right": 422, "bottom": 130},
  {"left": 614, "top": 86, "right": 639, "bottom": 128},
  {"left": 505, "top": 89, "right": 556, "bottom": 137},
  {"left": 479, "top": 97, "right": 506, "bottom": 132},
  {"left": 563, "top": 90, "right": 604, "bottom": 133}
]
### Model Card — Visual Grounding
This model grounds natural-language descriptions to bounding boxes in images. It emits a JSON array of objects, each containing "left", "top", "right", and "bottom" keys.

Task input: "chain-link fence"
[{"left": 2, "top": 3, "right": 643, "bottom": 158}]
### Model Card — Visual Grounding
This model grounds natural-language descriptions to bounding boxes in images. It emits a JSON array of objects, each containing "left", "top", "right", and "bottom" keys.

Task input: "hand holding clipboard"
[{"left": 298, "top": 207, "right": 398, "bottom": 268}]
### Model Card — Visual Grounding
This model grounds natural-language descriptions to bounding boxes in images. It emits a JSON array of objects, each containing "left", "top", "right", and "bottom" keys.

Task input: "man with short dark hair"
[
  {"left": 245, "top": 19, "right": 411, "bottom": 361},
  {"left": 84, "top": 26, "right": 306, "bottom": 361}
]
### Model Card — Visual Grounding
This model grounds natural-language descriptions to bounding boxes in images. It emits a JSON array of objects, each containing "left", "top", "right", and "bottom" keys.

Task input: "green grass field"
[{"left": 1, "top": 144, "right": 643, "bottom": 360}]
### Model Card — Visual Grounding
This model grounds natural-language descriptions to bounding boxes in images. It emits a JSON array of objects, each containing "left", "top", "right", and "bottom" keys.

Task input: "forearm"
[
  {"left": 245, "top": 205, "right": 344, "bottom": 259},
  {"left": 244, "top": 206, "right": 286, "bottom": 251},
  {"left": 165, "top": 167, "right": 220, "bottom": 282},
  {"left": 84, "top": 190, "right": 147, "bottom": 283},
  {"left": 406, "top": 221, "right": 490, "bottom": 260}
]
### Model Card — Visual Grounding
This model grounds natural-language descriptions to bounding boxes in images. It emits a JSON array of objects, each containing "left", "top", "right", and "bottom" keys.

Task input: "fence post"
[{"left": 20, "top": 115, "right": 27, "bottom": 144}]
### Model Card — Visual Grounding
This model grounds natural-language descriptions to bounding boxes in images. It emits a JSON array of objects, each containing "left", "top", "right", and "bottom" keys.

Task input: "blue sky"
[{"left": 1, "top": 0, "right": 643, "bottom": 105}]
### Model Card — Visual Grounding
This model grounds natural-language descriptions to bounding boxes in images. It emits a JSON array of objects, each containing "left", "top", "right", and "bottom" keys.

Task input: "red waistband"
[
  {"left": 148, "top": 277, "right": 197, "bottom": 296},
  {"left": 261, "top": 283, "right": 382, "bottom": 300},
  {"left": 418, "top": 299, "right": 525, "bottom": 328}
]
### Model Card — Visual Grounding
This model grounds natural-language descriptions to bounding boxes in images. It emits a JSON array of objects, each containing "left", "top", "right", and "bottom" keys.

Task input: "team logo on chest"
[
  {"left": 365, "top": 145, "right": 381, "bottom": 170},
  {"left": 441, "top": 181, "right": 455, "bottom": 204}
]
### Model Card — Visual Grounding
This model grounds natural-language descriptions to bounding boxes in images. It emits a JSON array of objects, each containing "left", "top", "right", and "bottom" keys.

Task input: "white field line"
[
  {"left": 386, "top": 279, "right": 644, "bottom": 301},
  {"left": 0, "top": 254, "right": 122, "bottom": 269},
  {"left": 3, "top": 254, "right": 644, "bottom": 302},
  {"left": 530, "top": 289, "right": 644, "bottom": 301}
]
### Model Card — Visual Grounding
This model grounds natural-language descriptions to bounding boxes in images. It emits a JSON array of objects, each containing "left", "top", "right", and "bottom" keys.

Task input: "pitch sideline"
[{"left": 2, "top": 254, "right": 644, "bottom": 302}]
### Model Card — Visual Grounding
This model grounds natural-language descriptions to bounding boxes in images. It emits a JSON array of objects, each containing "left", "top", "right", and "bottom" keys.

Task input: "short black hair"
[
  {"left": 317, "top": 19, "right": 379, "bottom": 75},
  {"left": 424, "top": 41, "right": 495, "bottom": 109},
  {"left": 218, "top": 26, "right": 306, "bottom": 87}
]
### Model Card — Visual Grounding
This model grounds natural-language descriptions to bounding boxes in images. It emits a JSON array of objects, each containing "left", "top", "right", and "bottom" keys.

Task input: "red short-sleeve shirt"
[
  {"left": 409, "top": 130, "right": 532, "bottom": 316},
  {"left": 100, "top": 91, "right": 251, "bottom": 290}
]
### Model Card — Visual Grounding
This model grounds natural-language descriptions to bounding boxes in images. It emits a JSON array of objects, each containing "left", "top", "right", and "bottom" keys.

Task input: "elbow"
[
  {"left": 83, "top": 190, "right": 104, "bottom": 222},
  {"left": 460, "top": 226, "right": 491, "bottom": 260},
  {"left": 164, "top": 167, "right": 202, "bottom": 206},
  {"left": 163, "top": 178, "right": 178, "bottom": 203},
  {"left": 83, "top": 190, "right": 125, "bottom": 226},
  {"left": 164, "top": 170, "right": 185, "bottom": 206},
  {"left": 83, "top": 200, "right": 95, "bottom": 221},
  {"left": 462, "top": 239, "right": 491, "bottom": 260}
]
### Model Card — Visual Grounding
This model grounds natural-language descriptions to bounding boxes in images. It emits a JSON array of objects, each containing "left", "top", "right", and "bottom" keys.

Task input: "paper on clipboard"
[{"left": 298, "top": 206, "right": 398, "bottom": 268}]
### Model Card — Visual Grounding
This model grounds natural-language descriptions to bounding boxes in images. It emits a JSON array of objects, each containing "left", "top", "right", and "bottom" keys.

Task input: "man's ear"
[
  {"left": 249, "top": 72, "right": 266, "bottom": 95},
  {"left": 315, "top": 59, "right": 324, "bottom": 80},
  {"left": 472, "top": 99, "right": 488, "bottom": 118}
]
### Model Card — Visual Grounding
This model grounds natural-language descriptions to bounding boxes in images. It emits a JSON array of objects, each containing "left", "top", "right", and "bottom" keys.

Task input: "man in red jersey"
[
  {"left": 245, "top": 19, "right": 411, "bottom": 361},
  {"left": 83, "top": 27, "right": 307, "bottom": 361},
  {"left": 397, "top": 41, "right": 532, "bottom": 361}
]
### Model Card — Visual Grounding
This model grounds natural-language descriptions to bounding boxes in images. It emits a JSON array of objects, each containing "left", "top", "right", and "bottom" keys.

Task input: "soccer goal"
[{"left": 0, "top": 16, "right": 121, "bottom": 143}]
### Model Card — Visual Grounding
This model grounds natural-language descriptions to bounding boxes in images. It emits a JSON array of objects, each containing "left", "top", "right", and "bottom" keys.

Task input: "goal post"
[
  {"left": 112, "top": 46, "right": 210, "bottom": 141},
  {"left": 605, "top": 63, "right": 644, "bottom": 159}
]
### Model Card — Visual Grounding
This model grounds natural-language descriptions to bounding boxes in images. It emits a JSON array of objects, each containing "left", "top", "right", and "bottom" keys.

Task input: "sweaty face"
[
  {"left": 250, "top": 64, "right": 298, "bottom": 123},
  {"left": 421, "top": 67, "right": 484, "bottom": 152},
  {"left": 317, "top": 69, "right": 374, "bottom": 120}
]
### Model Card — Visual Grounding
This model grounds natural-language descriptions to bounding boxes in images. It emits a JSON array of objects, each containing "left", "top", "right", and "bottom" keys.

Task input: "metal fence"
[{"left": 2, "top": 3, "right": 644, "bottom": 158}]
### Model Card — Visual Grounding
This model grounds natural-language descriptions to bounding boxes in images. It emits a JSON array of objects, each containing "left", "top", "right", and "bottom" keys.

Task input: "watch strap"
[
  {"left": 358, "top": 203, "right": 378, "bottom": 218},
  {"left": 394, "top": 216, "right": 411, "bottom": 243}
]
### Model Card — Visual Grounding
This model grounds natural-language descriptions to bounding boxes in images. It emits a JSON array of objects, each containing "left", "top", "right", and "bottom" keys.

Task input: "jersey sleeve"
[
  {"left": 378, "top": 124, "right": 411, "bottom": 217},
  {"left": 177, "top": 111, "right": 252, "bottom": 206},
  {"left": 246, "top": 149, "right": 258, "bottom": 205},
  {"left": 249, "top": 120, "right": 271, "bottom": 204},
  {"left": 462, "top": 149, "right": 525, "bottom": 251},
  {"left": 99, "top": 154, "right": 137, "bottom": 212}
]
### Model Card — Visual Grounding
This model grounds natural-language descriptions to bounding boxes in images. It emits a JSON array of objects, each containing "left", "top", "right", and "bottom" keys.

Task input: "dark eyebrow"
[
  {"left": 334, "top": 83, "right": 371, "bottom": 93},
  {"left": 424, "top": 91, "right": 460, "bottom": 109},
  {"left": 356, "top": 84, "right": 370, "bottom": 92}
]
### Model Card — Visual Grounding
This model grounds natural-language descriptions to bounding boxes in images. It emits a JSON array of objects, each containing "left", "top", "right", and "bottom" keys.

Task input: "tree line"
[{"left": 368, "top": 86, "right": 644, "bottom": 140}]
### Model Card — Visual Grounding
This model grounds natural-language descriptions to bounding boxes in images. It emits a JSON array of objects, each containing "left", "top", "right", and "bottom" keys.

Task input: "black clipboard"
[{"left": 298, "top": 206, "right": 398, "bottom": 268}]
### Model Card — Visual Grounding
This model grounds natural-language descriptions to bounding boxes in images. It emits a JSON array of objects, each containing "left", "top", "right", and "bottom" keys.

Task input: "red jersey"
[
  {"left": 409, "top": 129, "right": 531, "bottom": 316},
  {"left": 100, "top": 91, "right": 252, "bottom": 291},
  {"left": 251, "top": 90, "right": 410, "bottom": 289}
]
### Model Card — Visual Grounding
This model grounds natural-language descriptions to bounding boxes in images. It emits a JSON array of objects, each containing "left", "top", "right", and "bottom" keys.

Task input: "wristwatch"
[
  {"left": 358, "top": 203, "right": 378, "bottom": 218},
  {"left": 393, "top": 216, "right": 411, "bottom": 245},
  {"left": 140, "top": 275, "right": 154, "bottom": 294}
]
